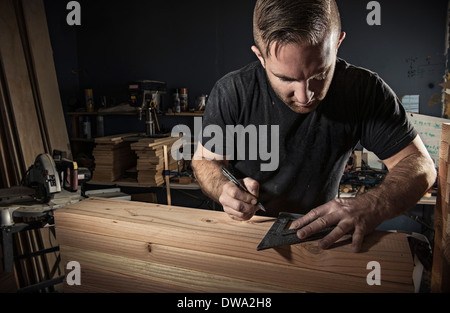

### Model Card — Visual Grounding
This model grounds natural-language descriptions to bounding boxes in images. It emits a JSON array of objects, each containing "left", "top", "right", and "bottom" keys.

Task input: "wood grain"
[
  {"left": 431, "top": 123, "right": 450, "bottom": 292},
  {"left": 0, "top": 0, "right": 45, "bottom": 169},
  {"left": 55, "top": 197, "right": 415, "bottom": 293},
  {"left": 21, "top": 0, "right": 72, "bottom": 157}
]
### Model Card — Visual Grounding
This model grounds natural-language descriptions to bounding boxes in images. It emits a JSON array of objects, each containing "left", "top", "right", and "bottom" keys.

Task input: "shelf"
[
  {"left": 67, "top": 111, "right": 204, "bottom": 117},
  {"left": 165, "top": 111, "right": 204, "bottom": 116},
  {"left": 67, "top": 111, "right": 137, "bottom": 116}
]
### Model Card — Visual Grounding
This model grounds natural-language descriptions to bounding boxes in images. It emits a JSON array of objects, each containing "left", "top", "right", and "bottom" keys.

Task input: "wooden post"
[
  {"left": 431, "top": 123, "right": 450, "bottom": 292},
  {"left": 163, "top": 145, "right": 171, "bottom": 205}
]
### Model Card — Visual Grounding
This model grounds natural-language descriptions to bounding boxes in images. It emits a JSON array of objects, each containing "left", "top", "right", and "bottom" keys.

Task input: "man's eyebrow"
[
  {"left": 271, "top": 66, "right": 331, "bottom": 81},
  {"left": 313, "top": 66, "right": 331, "bottom": 76},
  {"left": 272, "top": 72, "right": 297, "bottom": 81}
]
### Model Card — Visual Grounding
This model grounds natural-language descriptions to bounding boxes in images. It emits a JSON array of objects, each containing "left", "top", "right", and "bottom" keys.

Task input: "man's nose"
[{"left": 294, "top": 81, "right": 313, "bottom": 104}]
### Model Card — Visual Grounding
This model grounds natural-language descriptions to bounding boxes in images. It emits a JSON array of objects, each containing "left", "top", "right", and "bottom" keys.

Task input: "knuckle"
[
  {"left": 237, "top": 202, "right": 246, "bottom": 212},
  {"left": 317, "top": 217, "right": 328, "bottom": 227},
  {"left": 245, "top": 179, "right": 258, "bottom": 190},
  {"left": 223, "top": 206, "right": 244, "bottom": 220},
  {"left": 218, "top": 194, "right": 226, "bottom": 205},
  {"left": 227, "top": 186, "right": 238, "bottom": 198},
  {"left": 334, "top": 223, "right": 348, "bottom": 234},
  {"left": 226, "top": 184, "right": 236, "bottom": 198},
  {"left": 309, "top": 208, "right": 320, "bottom": 219}
]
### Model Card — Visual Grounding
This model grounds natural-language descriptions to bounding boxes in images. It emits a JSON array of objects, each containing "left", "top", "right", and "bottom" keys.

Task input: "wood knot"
[
  {"left": 201, "top": 218, "right": 216, "bottom": 224},
  {"left": 303, "top": 242, "right": 322, "bottom": 254}
]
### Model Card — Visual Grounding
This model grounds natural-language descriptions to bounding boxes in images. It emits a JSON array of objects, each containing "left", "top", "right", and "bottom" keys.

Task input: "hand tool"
[
  {"left": 257, "top": 212, "right": 335, "bottom": 251},
  {"left": 221, "top": 167, "right": 266, "bottom": 212}
]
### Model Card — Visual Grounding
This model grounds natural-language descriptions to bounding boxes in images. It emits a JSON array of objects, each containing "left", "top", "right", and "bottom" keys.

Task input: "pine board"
[
  {"left": 21, "top": 0, "right": 71, "bottom": 156},
  {"left": 55, "top": 197, "right": 415, "bottom": 293},
  {"left": 431, "top": 123, "right": 450, "bottom": 292},
  {"left": 0, "top": 0, "right": 45, "bottom": 169}
]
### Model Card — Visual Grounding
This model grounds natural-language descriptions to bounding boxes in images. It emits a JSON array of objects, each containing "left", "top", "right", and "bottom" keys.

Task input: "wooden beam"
[
  {"left": 0, "top": 0, "right": 45, "bottom": 169},
  {"left": 55, "top": 197, "right": 415, "bottom": 293},
  {"left": 432, "top": 123, "right": 450, "bottom": 292},
  {"left": 20, "top": 0, "right": 72, "bottom": 157}
]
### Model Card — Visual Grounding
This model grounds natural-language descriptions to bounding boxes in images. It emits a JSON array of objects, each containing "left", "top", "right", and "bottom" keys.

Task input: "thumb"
[{"left": 242, "top": 177, "right": 260, "bottom": 198}]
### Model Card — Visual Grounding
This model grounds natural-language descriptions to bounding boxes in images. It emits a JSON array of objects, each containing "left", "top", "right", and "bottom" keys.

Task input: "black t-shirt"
[{"left": 201, "top": 58, "right": 417, "bottom": 216}]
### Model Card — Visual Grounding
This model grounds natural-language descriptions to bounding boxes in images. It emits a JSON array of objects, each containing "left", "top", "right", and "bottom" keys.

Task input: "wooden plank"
[
  {"left": 55, "top": 198, "right": 414, "bottom": 274},
  {"left": 92, "top": 138, "right": 136, "bottom": 182},
  {"left": 163, "top": 145, "right": 171, "bottom": 205},
  {"left": 21, "top": 0, "right": 72, "bottom": 157},
  {"left": 0, "top": 68, "right": 23, "bottom": 187},
  {"left": 0, "top": 0, "right": 45, "bottom": 169},
  {"left": 60, "top": 246, "right": 299, "bottom": 293},
  {"left": 54, "top": 197, "right": 415, "bottom": 293},
  {"left": 432, "top": 123, "right": 450, "bottom": 292},
  {"left": 131, "top": 137, "right": 179, "bottom": 185},
  {"left": 94, "top": 133, "right": 140, "bottom": 144},
  {"left": 63, "top": 264, "right": 198, "bottom": 293},
  {"left": 56, "top": 228, "right": 413, "bottom": 293}
]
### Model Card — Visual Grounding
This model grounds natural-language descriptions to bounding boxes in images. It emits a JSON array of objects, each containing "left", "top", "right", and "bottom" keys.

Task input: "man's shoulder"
[
  {"left": 216, "top": 61, "right": 264, "bottom": 87},
  {"left": 334, "top": 58, "right": 382, "bottom": 83}
]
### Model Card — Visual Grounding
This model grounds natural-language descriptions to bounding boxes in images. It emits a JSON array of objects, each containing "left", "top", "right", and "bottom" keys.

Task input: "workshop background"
[
  {"left": 45, "top": 0, "right": 447, "bottom": 123},
  {"left": 42, "top": 0, "right": 448, "bottom": 211},
  {"left": 0, "top": 0, "right": 449, "bottom": 293}
]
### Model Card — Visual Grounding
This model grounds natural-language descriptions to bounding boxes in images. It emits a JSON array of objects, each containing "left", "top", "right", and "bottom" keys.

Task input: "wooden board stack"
[
  {"left": 432, "top": 123, "right": 450, "bottom": 292},
  {"left": 55, "top": 197, "right": 415, "bottom": 293},
  {"left": 131, "top": 137, "right": 179, "bottom": 186},
  {"left": 91, "top": 134, "right": 137, "bottom": 182},
  {"left": 0, "top": 0, "right": 72, "bottom": 187}
]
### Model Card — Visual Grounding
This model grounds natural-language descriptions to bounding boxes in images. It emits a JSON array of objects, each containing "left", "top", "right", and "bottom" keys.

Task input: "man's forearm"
[
  {"left": 191, "top": 158, "right": 229, "bottom": 202},
  {"left": 350, "top": 152, "right": 436, "bottom": 221}
]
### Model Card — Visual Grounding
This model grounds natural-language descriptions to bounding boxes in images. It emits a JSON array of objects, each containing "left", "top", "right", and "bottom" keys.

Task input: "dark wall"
[
  {"left": 338, "top": 0, "right": 447, "bottom": 117},
  {"left": 60, "top": 0, "right": 255, "bottom": 107},
  {"left": 44, "top": 0, "right": 448, "bottom": 137}
]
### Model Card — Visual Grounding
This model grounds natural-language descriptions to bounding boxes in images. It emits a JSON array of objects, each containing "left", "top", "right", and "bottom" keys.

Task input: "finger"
[
  {"left": 297, "top": 217, "right": 331, "bottom": 239},
  {"left": 223, "top": 205, "right": 255, "bottom": 221},
  {"left": 290, "top": 208, "right": 322, "bottom": 230},
  {"left": 318, "top": 222, "right": 352, "bottom": 250},
  {"left": 223, "top": 205, "right": 246, "bottom": 221},
  {"left": 242, "top": 177, "right": 259, "bottom": 197},
  {"left": 224, "top": 182, "right": 258, "bottom": 205},
  {"left": 220, "top": 195, "right": 257, "bottom": 221},
  {"left": 351, "top": 228, "right": 365, "bottom": 253},
  {"left": 297, "top": 213, "right": 337, "bottom": 239},
  {"left": 221, "top": 195, "right": 255, "bottom": 215}
]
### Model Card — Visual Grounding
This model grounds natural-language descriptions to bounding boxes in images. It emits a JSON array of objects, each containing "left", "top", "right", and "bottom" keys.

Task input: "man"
[{"left": 191, "top": 0, "right": 436, "bottom": 252}]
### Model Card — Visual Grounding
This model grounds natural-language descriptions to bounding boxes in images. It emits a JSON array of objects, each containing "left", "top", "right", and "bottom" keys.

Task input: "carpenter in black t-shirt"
[{"left": 200, "top": 58, "right": 417, "bottom": 216}]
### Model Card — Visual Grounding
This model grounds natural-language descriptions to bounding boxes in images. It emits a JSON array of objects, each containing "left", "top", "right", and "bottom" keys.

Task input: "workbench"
[{"left": 55, "top": 197, "right": 417, "bottom": 293}]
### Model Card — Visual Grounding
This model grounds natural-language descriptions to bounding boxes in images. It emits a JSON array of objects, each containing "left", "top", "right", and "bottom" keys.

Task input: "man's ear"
[
  {"left": 251, "top": 45, "right": 266, "bottom": 68},
  {"left": 336, "top": 32, "right": 346, "bottom": 51}
]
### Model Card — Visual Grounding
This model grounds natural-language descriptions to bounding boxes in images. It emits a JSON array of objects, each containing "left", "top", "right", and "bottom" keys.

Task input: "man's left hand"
[{"left": 290, "top": 197, "right": 383, "bottom": 252}]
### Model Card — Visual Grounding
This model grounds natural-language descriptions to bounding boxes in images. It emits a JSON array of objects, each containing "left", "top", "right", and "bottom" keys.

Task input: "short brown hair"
[{"left": 253, "top": 0, "right": 341, "bottom": 57}]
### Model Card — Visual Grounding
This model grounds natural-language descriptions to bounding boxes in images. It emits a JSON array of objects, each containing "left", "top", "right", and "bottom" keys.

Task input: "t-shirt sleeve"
[
  {"left": 358, "top": 74, "right": 417, "bottom": 160},
  {"left": 200, "top": 78, "right": 239, "bottom": 157}
]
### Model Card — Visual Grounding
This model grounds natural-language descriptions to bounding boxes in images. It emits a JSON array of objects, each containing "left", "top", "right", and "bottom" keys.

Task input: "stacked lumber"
[
  {"left": 92, "top": 134, "right": 137, "bottom": 182},
  {"left": 131, "top": 137, "right": 179, "bottom": 186},
  {"left": 55, "top": 197, "right": 415, "bottom": 293},
  {"left": 0, "top": 0, "right": 71, "bottom": 187},
  {"left": 432, "top": 123, "right": 450, "bottom": 292}
]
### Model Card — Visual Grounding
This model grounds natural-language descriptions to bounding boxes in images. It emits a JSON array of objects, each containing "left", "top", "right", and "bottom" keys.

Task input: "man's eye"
[{"left": 313, "top": 75, "right": 327, "bottom": 81}]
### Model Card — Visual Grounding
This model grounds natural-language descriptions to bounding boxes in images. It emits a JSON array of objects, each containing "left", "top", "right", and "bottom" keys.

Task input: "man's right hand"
[{"left": 219, "top": 177, "right": 261, "bottom": 221}]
